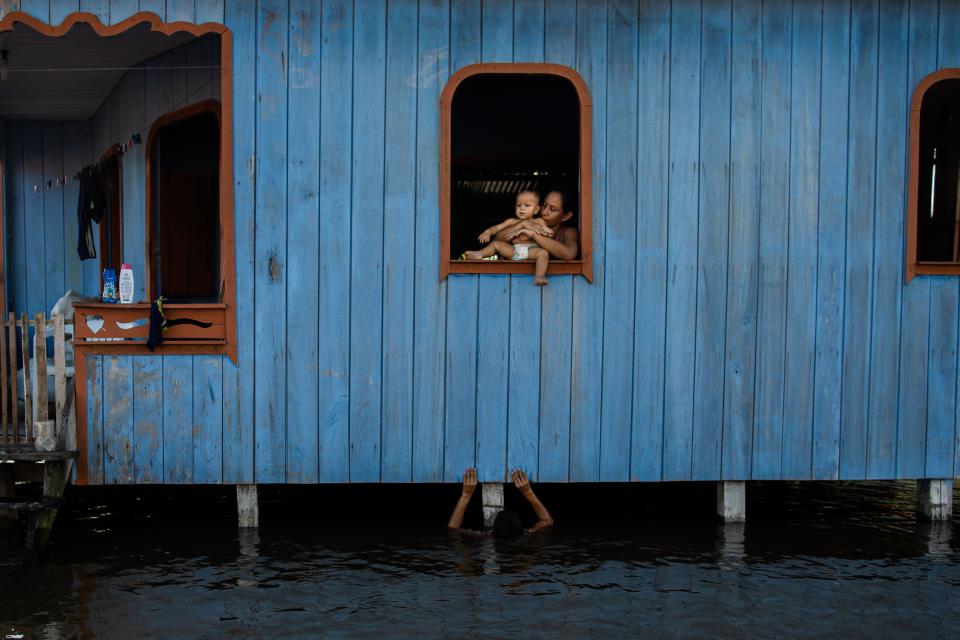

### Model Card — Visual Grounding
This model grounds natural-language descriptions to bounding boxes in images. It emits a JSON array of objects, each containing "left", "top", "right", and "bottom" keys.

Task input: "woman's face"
[{"left": 540, "top": 191, "right": 569, "bottom": 227}]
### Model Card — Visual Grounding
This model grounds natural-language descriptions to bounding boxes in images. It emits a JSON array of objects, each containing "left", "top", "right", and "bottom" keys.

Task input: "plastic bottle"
[
  {"left": 119, "top": 263, "right": 134, "bottom": 304},
  {"left": 101, "top": 268, "right": 118, "bottom": 303}
]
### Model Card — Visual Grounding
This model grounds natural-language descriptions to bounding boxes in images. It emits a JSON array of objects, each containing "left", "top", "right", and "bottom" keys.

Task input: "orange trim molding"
[
  {"left": 0, "top": 12, "right": 238, "bottom": 485},
  {"left": 439, "top": 63, "right": 593, "bottom": 282},
  {"left": 906, "top": 67, "right": 960, "bottom": 283}
]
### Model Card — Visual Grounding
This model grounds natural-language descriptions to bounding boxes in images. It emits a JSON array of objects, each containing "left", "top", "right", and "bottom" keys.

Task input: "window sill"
[
  {"left": 907, "top": 263, "right": 960, "bottom": 281},
  {"left": 444, "top": 259, "right": 592, "bottom": 281}
]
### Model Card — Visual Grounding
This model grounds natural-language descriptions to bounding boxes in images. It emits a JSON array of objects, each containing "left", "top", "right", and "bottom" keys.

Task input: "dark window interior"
[
  {"left": 99, "top": 154, "right": 122, "bottom": 285},
  {"left": 918, "top": 78, "right": 960, "bottom": 263},
  {"left": 450, "top": 74, "right": 580, "bottom": 259},
  {"left": 150, "top": 111, "right": 220, "bottom": 301}
]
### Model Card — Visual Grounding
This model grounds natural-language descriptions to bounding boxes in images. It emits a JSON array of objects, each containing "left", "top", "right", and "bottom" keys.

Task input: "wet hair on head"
[
  {"left": 492, "top": 509, "right": 524, "bottom": 538},
  {"left": 517, "top": 188, "right": 541, "bottom": 201}
]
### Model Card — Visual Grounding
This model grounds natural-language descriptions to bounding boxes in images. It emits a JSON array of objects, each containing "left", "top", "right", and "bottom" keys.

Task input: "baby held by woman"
[{"left": 463, "top": 189, "right": 556, "bottom": 286}]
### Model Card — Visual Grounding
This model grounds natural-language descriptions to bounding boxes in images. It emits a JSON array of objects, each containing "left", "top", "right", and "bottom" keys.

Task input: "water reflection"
[{"left": 0, "top": 481, "right": 956, "bottom": 638}]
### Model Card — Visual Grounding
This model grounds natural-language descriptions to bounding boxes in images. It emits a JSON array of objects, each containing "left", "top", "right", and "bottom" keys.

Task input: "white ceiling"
[{"left": 0, "top": 20, "right": 196, "bottom": 120}]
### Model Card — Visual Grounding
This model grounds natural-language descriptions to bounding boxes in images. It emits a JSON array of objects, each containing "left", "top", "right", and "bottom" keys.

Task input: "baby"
[{"left": 463, "top": 189, "right": 555, "bottom": 285}]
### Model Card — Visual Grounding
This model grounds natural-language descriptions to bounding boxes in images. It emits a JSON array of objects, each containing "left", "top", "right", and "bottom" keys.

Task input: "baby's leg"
[
  {"left": 493, "top": 241, "right": 517, "bottom": 260},
  {"left": 530, "top": 248, "right": 549, "bottom": 286},
  {"left": 463, "top": 243, "right": 498, "bottom": 260}
]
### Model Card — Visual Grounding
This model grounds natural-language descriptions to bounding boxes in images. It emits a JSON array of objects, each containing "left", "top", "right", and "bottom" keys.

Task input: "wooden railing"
[{"left": 0, "top": 313, "right": 74, "bottom": 450}]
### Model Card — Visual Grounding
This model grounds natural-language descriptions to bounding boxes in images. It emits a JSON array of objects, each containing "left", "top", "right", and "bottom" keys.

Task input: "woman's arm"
[
  {"left": 511, "top": 468, "right": 554, "bottom": 532},
  {"left": 512, "top": 227, "right": 579, "bottom": 260},
  {"left": 448, "top": 468, "right": 478, "bottom": 530},
  {"left": 481, "top": 218, "right": 522, "bottom": 243}
]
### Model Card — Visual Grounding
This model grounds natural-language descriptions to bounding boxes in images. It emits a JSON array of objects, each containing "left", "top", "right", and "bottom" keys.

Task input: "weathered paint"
[{"left": 2, "top": 0, "right": 959, "bottom": 484}]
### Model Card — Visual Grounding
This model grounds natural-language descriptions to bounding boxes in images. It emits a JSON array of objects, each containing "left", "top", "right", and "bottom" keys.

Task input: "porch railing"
[{"left": 0, "top": 313, "right": 75, "bottom": 451}]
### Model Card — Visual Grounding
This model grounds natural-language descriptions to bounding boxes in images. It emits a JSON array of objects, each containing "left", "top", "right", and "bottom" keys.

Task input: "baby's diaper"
[{"left": 511, "top": 243, "right": 536, "bottom": 260}]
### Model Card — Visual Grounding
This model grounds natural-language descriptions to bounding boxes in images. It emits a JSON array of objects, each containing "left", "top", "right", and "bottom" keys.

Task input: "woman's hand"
[
  {"left": 462, "top": 467, "right": 478, "bottom": 498},
  {"left": 511, "top": 468, "right": 533, "bottom": 497}
]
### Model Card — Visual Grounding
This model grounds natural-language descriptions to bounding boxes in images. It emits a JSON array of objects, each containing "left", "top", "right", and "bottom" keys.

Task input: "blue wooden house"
[{"left": 1, "top": 0, "right": 957, "bottom": 520}]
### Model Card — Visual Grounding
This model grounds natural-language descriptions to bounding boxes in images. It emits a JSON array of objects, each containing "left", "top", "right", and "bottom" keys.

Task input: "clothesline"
[
  {"left": 6, "top": 65, "right": 220, "bottom": 73},
  {"left": 31, "top": 71, "right": 219, "bottom": 193}
]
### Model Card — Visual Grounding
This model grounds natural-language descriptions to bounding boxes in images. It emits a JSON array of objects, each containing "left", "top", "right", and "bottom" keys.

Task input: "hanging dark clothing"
[{"left": 76, "top": 165, "right": 108, "bottom": 260}]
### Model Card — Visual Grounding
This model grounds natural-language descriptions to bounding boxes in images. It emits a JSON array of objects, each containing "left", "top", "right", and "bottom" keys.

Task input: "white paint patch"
[{"left": 406, "top": 47, "right": 448, "bottom": 88}]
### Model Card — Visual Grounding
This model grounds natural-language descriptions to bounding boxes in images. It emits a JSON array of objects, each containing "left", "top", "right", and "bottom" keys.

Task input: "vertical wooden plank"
[
  {"left": 840, "top": 0, "right": 878, "bottom": 479},
  {"left": 939, "top": 0, "right": 960, "bottom": 482},
  {"left": 193, "top": 356, "right": 223, "bottom": 483},
  {"left": 411, "top": 0, "right": 449, "bottom": 482},
  {"left": 349, "top": 0, "right": 387, "bottom": 483},
  {"left": 102, "top": 355, "right": 134, "bottom": 484},
  {"left": 20, "top": 314, "right": 32, "bottom": 440},
  {"left": 195, "top": 0, "right": 224, "bottom": 23},
  {"left": 222, "top": 0, "right": 255, "bottom": 485},
  {"left": 86, "top": 354, "right": 103, "bottom": 484},
  {"left": 513, "top": 0, "right": 544, "bottom": 60},
  {"left": 926, "top": 282, "right": 958, "bottom": 477},
  {"left": 0, "top": 319, "right": 8, "bottom": 440},
  {"left": 631, "top": 0, "right": 669, "bottom": 482},
  {"left": 811, "top": 0, "right": 850, "bottom": 480},
  {"left": 538, "top": 0, "right": 576, "bottom": 483},
  {"left": 752, "top": 0, "right": 791, "bottom": 479},
  {"left": 42, "top": 123, "right": 65, "bottom": 314},
  {"left": 476, "top": 279, "right": 510, "bottom": 480},
  {"left": 598, "top": 0, "right": 637, "bottom": 482},
  {"left": 54, "top": 315, "right": 65, "bottom": 433},
  {"left": 895, "top": 0, "right": 937, "bottom": 478},
  {"left": 62, "top": 122, "right": 84, "bottom": 294},
  {"left": 166, "top": 0, "right": 194, "bottom": 22},
  {"left": 108, "top": 0, "right": 137, "bottom": 24},
  {"left": 157, "top": 49, "right": 174, "bottom": 117},
  {"left": 507, "top": 282, "right": 542, "bottom": 477},
  {"left": 781, "top": 0, "right": 822, "bottom": 479},
  {"left": 18, "top": 0, "right": 47, "bottom": 21},
  {"left": 662, "top": 0, "right": 700, "bottom": 481},
  {"left": 34, "top": 313, "right": 47, "bottom": 422},
  {"left": 380, "top": 0, "right": 419, "bottom": 483},
  {"left": 568, "top": 0, "right": 606, "bottom": 483},
  {"left": 482, "top": 0, "right": 512, "bottom": 61},
  {"left": 444, "top": 279, "right": 478, "bottom": 481},
  {"left": 254, "top": 0, "right": 288, "bottom": 484},
  {"left": 162, "top": 355, "right": 192, "bottom": 483},
  {"left": 138, "top": 0, "right": 166, "bottom": 18},
  {"left": 7, "top": 123, "right": 27, "bottom": 315},
  {"left": 124, "top": 66, "right": 147, "bottom": 303},
  {"left": 442, "top": 0, "right": 483, "bottom": 483},
  {"left": 6, "top": 315, "right": 17, "bottom": 438},
  {"left": 318, "top": 0, "right": 352, "bottom": 482},
  {"left": 50, "top": 0, "right": 79, "bottom": 24},
  {"left": 691, "top": 0, "right": 731, "bottom": 481},
  {"left": 721, "top": 0, "right": 761, "bottom": 480},
  {"left": 23, "top": 123, "right": 45, "bottom": 315},
  {"left": 285, "top": 0, "right": 321, "bottom": 484},
  {"left": 133, "top": 356, "right": 163, "bottom": 483}
]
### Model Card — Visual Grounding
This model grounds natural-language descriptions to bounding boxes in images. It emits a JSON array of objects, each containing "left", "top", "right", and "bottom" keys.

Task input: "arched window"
[
  {"left": 907, "top": 69, "right": 960, "bottom": 281},
  {"left": 440, "top": 64, "right": 593, "bottom": 281}
]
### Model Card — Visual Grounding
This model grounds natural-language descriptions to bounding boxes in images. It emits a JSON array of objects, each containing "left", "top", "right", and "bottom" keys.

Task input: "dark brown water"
[{"left": 1, "top": 481, "right": 958, "bottom": 638}]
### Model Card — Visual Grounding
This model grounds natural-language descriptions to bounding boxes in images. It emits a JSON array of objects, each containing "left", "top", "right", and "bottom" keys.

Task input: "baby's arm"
[{"left": 480, "top": 217, "right": 523, "bottom": 244}]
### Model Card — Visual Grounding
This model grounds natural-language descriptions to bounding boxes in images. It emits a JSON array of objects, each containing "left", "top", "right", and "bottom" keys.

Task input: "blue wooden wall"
[{"left": 3, "top": 0, "right": 959, "bottom": 484}]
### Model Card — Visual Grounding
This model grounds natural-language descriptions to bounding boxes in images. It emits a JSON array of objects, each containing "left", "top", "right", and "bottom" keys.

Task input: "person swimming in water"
[{"left": 448, "top": 467, "right": 554, "bottom": 537}]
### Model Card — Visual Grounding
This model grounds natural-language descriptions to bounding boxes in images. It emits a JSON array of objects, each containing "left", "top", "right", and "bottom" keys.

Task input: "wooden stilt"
[
  {"left": 716, "top": 481, "right": 746, "bottom": 522},
  {"left": 481, "top": 482, "right": 504, "bottom": 529},
  {"left": 237, "top": 484, "right": 259, "bottom": 528},
  {"left": 916, "top": 479, "right": 953, "bottom": 521}
]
